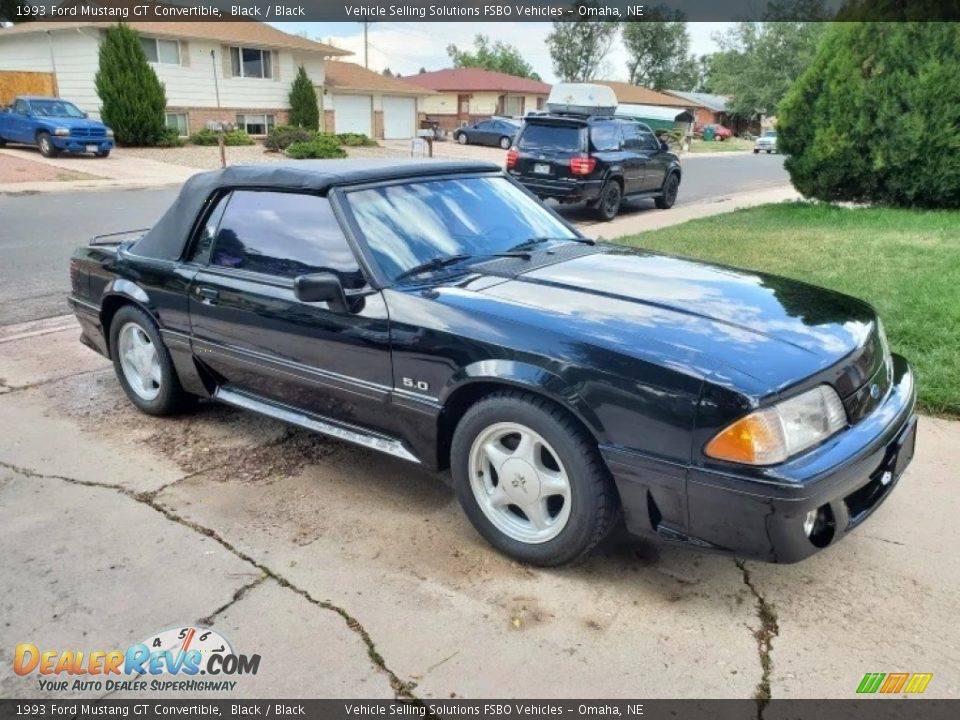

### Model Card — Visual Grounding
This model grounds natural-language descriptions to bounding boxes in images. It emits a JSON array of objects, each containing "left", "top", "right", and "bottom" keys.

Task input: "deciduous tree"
[
  {"left": 545, "top": 2, "right": 619, "bottom": 82},
  {"left": 447, "top": 34, "right": 541, "bottom": 80}
]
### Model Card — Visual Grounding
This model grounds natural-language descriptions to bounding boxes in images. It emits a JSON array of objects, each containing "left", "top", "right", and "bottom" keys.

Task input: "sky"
[{"left": 268, "top": 22, "right": 734, "bottom": 82}]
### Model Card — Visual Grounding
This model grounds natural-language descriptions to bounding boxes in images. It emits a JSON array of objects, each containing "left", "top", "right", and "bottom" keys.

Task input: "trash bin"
[{"left": 703, "top": 125, "right": 715, "bottom": 141}]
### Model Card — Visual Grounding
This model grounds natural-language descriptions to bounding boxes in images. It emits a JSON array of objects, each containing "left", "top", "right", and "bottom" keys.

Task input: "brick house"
[
  {"left": 0, "top": 21, "right": 410, "bottom": 138},
  {"left": 402, "top": 68, "right": 551, "bottom": 131},
  {"left": 664, "top": 90, "right": 759, "bottom": 135}
]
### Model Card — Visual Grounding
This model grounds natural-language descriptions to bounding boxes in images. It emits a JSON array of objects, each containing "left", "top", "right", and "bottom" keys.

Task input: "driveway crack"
[
  {"left": 0, "top": 459, "right": 418, "bottom": 700},
  {"left": 735, "top": 558, "right": 779, "bottom": 719}
]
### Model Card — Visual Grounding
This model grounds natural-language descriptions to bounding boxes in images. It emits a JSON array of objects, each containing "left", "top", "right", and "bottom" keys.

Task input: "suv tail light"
[
  {"left": 506, "top": 148, "right": 518, "bottom": 169},
  {"left": 569, "top": 154, "right": 596, "bottom": 176}
]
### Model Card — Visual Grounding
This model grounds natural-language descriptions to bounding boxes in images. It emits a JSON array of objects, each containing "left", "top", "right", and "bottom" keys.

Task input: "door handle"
[{"left": 196, "top": 287, "right": 219, "bottom": 304}]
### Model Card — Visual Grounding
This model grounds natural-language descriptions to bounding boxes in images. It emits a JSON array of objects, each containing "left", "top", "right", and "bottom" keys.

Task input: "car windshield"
[
  {"left": 518, "top": 124, "right": 582, "bottom": 152},
  {"left": 763, "top": 131, "right": 777, "bottom": 137},
  {"left": 345, "top": 176, "right": 577, "bottom": 282},
  {"left": 29, "top": 100, "right": 85, "bottom": 118}
]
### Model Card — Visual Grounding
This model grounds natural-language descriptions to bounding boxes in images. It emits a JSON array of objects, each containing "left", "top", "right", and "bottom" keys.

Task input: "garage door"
[
  {"left": 382, "top": 96, "right": 416, "bottom": 139},
  {"left": 334, "top": 94, "right": 372, "bottom": 136}
]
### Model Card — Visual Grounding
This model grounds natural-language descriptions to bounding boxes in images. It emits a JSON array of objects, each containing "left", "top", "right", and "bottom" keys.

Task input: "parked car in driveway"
[
  {"left": 507, "top": 114, "right": 682, "bottom": 220},
  {"left": 453, "top": 118, "right": 521, "bottom": 149},
  {"left": 68, "top": 159, "right": 916, "bottom": 567},
  {"left": 0, "top": 96, "right": 114, "bottom": 158},
  {"left": 754, "top": 130, "right": 779, "bottom": 153},
  {"left": 696, "top": 123, "right": 733, "bottom": 141}
]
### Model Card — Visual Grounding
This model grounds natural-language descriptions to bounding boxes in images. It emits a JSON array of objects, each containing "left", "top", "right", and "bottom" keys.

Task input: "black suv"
[{"left": 507, "top": 114, "right": 682, "bottom": 221}]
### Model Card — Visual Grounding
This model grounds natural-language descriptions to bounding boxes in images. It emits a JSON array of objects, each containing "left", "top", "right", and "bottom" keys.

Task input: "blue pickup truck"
[{"left": 0, "top": 96, "right": 114, "bottom": 158}]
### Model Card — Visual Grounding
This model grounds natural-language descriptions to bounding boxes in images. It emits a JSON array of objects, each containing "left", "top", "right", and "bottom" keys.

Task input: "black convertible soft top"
[{"left": 131, "top": 159, "right": 500, "bottom": 260}]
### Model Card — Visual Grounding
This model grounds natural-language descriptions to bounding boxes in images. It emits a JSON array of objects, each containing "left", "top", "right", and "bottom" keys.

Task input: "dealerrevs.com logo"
[{"left": 14, "top": 626, "right": 261, "bottom": 693}]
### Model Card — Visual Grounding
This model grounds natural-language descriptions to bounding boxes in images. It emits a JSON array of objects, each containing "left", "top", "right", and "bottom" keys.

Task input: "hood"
[
  {"left": 34, "top": 116, "right": 108, "bottom": 130},
  {"left": 468, "top": 246, "right": 879, "bottom": 396}
]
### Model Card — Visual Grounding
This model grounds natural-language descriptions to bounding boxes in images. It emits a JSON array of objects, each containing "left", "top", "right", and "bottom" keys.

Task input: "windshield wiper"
[
  {"left": 509, "top": 236, "right": 595, "bottom": 252},
  {"left": 394, "top": 251, "right": 532, "bottom": 283}
]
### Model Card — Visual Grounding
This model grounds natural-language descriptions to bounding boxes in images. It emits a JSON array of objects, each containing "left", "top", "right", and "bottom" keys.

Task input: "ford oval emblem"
[{"left": 870, "top": 383, "right": 881, "bottom": 400}]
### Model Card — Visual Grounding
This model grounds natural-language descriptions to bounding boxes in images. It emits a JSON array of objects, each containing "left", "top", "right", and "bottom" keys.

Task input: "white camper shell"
[{"left": 546, "top": 83, "right": 618, "bottom": 117}]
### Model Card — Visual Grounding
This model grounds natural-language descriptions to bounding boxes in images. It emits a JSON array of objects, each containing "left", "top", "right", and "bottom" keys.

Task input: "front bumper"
[
  {"left": 604, "top": 353, "right": 917, "bottom": 563},
  {"left": 53, "top": 137, "right": 114, "bottom": 154}
]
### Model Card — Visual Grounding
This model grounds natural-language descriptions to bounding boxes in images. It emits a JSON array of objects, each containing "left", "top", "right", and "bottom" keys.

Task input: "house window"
[
  {"left": 230, "top": 47, "right": 272, "bottom": 79},
  {"left": 236, "top": 114, "right": 276, "bottom": 135},
  {"left": 503, "top": 95, "right": 524, "bottom": 117},
  {"left": 141, "top": 38, "right": 181, "bottom": 65},
  {"left": 165, "top": 113, "right": 188, "bottom": 137}
]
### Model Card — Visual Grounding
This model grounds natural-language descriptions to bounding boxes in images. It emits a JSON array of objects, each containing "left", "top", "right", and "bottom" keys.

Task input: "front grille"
[{"left": 70, "top": 127, "right": 106, "bottom": 139}]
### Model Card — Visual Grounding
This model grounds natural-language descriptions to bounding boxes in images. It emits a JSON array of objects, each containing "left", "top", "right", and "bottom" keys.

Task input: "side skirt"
[{"left": 214, "top": 386, "right": 421, "bottom": 465}]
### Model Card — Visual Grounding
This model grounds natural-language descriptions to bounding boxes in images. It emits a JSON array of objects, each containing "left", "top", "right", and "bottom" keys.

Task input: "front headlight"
[
  {"left": 106, "top": 128, "right": 114, "bottom": 138},
  {"left": 53, "top": 127, "right": 70, "bottom": 136},
  {"left": 705, "top": 385, "right": 847, "bottom": 465}
]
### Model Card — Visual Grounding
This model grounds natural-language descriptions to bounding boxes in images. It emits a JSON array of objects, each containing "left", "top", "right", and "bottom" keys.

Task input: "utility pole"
[{"left": 363, "top": 21, "right": 369, "bottom": 69}]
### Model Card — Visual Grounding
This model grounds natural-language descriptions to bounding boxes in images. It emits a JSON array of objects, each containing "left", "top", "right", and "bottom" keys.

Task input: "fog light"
[{"left": 803, "top": 509, "right": 818, "bottom": 537}]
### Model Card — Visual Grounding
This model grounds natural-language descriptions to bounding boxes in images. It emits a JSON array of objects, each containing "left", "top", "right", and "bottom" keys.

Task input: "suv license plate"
[
  {"left": 86, "top": 145, "right": 98, "bottom": 153},
  {"left": 533, "top": 163, "right": 551, "bottom": 175}
]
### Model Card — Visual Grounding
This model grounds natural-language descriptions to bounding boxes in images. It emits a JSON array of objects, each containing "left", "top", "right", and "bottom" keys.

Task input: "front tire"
[
  {"left": 595, "top": 180, "right": 622, "bottom": 221},
  {"left": 655, "top": 172, "right": 680, "bottom": 209},
  {"left": 37, "top": 132, "right": 57, "bottom": 158},
  {"left": 451, "top": 391, "right": 619, "bottom": 566},
  {"left": 96, "top": 149, "right": 111, "bottom": 158},
  {"left": 109, "top": 305, "right": 192, "bottom": 416}
]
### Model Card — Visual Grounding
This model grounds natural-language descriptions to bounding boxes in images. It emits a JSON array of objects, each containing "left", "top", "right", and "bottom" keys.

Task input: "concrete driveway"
[{"left": 1, "top": 314, "right": 958, "bottom": 701}]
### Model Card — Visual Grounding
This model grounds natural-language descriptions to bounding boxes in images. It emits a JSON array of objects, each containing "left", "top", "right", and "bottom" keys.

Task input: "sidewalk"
[{"left": 0, "top": 146, "right": 196, "bottom": 193}]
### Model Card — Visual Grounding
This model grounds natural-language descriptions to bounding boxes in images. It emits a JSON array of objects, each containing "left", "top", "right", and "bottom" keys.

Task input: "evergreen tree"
[
  {"left": 288, "top": 65, "right": 320, "bottom": 131},
  {"left": 779, "top": 22, "right": 960, "bottom": 208},
  {"left": 94, "top": 24, "right": 167, "bottom": 146}
]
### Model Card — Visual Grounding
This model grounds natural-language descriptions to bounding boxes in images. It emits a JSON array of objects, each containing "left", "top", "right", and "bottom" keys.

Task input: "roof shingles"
[{"left": 402, "top": 68, "right": 550, "bottom": 95}]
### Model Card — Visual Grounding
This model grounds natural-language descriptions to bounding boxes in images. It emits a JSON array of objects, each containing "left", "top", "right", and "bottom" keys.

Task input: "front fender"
[{"left": 440, "top": 359, "right": 607, "bottom": 442}]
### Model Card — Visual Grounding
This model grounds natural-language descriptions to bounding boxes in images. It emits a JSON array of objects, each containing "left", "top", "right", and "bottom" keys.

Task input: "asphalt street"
[{"left": 0, "top": 153, "right": 789, "bottom": 325}]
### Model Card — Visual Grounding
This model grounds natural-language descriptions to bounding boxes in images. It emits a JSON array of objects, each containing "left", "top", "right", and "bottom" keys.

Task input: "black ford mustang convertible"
[{"left": 68, "top": 160, "right": 916, "bottom": 566}]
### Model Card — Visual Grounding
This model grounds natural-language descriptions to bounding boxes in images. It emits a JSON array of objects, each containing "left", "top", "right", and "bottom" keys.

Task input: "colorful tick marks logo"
[
  {"left": 14, "top": 625, "right": 261, "bottom": 683},
  {"left": 857, "top": 672, "right": 933, "bottom": 694}
]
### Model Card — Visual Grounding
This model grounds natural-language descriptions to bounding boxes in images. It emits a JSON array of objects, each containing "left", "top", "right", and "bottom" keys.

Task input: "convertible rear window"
[{"left": 345, "top": 176, "right": 576, "bottom": 281}]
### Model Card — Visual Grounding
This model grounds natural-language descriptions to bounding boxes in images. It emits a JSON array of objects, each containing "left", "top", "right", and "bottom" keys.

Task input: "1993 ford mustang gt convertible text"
[{"left": 68, "top": 160, "right": 916, "bottom": 566}]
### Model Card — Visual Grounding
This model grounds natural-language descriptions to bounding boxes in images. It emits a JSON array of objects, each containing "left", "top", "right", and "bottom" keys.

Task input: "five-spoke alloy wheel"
[{"left": 452, "top": 391, "right": 620, "bottom": 566}]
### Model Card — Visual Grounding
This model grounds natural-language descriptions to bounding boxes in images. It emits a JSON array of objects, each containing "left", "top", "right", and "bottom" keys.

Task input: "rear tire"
[
  {"left": 37, "top": 132, "right": 57, "bottom": 158},
  {"left": 451, "top": 391, "right": 619, "bottom": 566},
  {"left": 499, "top": 136, "right": 511, "bottom": 150},
  {"left": 655, "top": 172, "right": 680, "bottom": 209},
  {"left": 0, "top": 136, "right": 6, "bottom": 148},
  {"left": 457, "top": 132, "right": 468, "bottom": 145},
  {"left": 109, "top": 305, "right": 192, "bottom": 416},
  {"left": 595, "top": 180, "right": 622, "bottom": 221},
  {"left": 753, "top": 149, "right": 759, "bottom": 154}
]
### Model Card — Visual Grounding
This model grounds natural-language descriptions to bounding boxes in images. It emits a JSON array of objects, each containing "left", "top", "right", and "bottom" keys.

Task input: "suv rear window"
[{"left": 518, "top": 124, "right": 583, "bottom": 152}]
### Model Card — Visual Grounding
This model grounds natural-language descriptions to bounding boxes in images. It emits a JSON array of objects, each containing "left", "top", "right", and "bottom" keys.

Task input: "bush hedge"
[
  {"left": 189, "top": 128, "right": 256, "bottom": 146},
  {"left": 285, "top": 135, "right": 347, "bottom": 159},
  {"left": 778, "top": 22, "right": 960, "bottom": 209},
  {"left": 264, "top": 125, "right": 317, "bottom": 152},
  {"left": 336, "top": 133, "right": 377, "bottom": 147}
]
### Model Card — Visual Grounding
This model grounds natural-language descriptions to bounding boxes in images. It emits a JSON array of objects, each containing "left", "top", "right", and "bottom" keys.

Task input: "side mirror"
[
  {"left": 83, "top": 112, "right": 89, "bottom": 119},
  {"left": 660, "top": 140, "right": 670, "bottom": 153},
  {"left": 293, "top": 272, "right": 349, "bottom": 313}
]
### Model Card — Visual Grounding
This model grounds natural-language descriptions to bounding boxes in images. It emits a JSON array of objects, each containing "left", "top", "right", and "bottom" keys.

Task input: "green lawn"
[
  {"left": 617, "top": 202, "right": 960, "bottom": 417},
  {"left": 686, "top": 137, "right": 755, "bottom": 153}
]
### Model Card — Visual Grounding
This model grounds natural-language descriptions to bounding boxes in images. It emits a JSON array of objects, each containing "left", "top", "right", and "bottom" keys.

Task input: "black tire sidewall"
[
  {"left": 499, "top": 136, "right": 510, "bottom": 149},
  {"left": 451, "top": 393, "right": 613, "bottom": 566},
  {"left": 109, "top": 305, "right": 185, "bottom": 416},
  {"left": 597, "top": 181, "right": 621, "bottom": 221},
  {"left": 656, "top": 173, "right": 679, "bottom": 209}
]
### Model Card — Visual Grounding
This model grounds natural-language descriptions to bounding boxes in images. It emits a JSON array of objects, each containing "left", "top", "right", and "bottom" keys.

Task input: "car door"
[
  {"left": 638, "top": 124, "right": 669, "bottom": 191},
  {"left": 186, "top": 189, "right": 395, "bottom": 432},
  {"left": 11, "top": 99, "right": 31, "bottom": 143},
  {"left": 472, "top": 120, "right": 495, "bottom": 145},
  {"left": 618, "top": 122, "right": 647, "bottom": 195}
]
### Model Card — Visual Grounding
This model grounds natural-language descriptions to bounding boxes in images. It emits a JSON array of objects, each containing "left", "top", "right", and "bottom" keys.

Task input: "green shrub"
[
  {"left": 288, "top": 66, "right": 320, "bottom": 131},
  {"left": 156, "top": 128, "right": 185, "bottom": 148},
  {"left": 285, "top": 135, "right": 347, "bottom": 159},
  {"left": 779, "top": 22, "right": 960, "bottom": 209},
  {"left": 336, "top": 132, "right": 377, "bottom": 147},
  {"left": 264, "top": 125, "right": 316, "bottom": 152},
  {"left": 94, "top": 24, "right": 167, "bottom": 146},
  {"left": 189, "top": 128, "right": 256, "bottom": 146}
]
